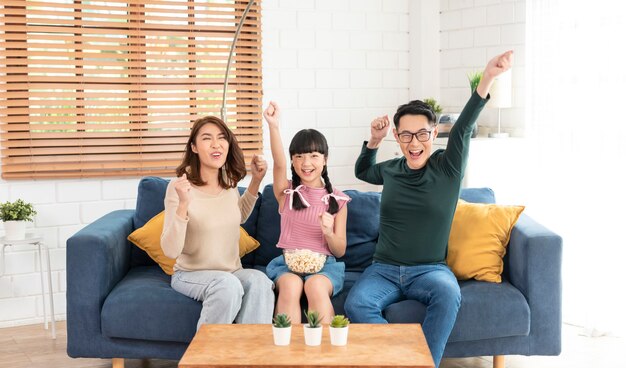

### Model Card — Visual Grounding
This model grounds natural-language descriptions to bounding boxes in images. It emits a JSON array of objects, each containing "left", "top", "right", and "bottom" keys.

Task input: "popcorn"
[{"left": 283, "top": 249, "right": 327, "bottom": 274}]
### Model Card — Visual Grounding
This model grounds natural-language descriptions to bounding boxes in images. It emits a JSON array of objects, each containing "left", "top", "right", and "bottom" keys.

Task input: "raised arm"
[
  {"left": 354, "top": 115, "right": 389, "bottom": 184},
  {"left": 442, "top": 50, "right": 514, "bottom": 176},
  {"left": 476, "top": 50, "right": 514, "bottom": 99},
  {"left": 160, "top": 177, "right": 189, "bottom": 259},
  {"left": 263, "top": 101, "right": 289, "bottom": 206}
]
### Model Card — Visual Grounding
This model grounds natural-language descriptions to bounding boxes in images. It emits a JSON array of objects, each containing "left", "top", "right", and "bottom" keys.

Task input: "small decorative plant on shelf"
[
  {"left": 272, "top": 313, "right": 292, "bottom": 346},
  {"left": 423, "top": 97, "right": 443, "bottom": 123},
  {"left": 0, "top": 199, "right": 37, "bottom": 241},
  {"left": 329, "top": 315, "right": 350, "bottom": 346},
  {"left": 303, "top": 309, "right": 323, "bottom": 346}
]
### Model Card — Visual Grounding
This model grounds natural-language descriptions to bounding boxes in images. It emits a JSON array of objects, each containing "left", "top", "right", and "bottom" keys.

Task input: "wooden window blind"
[{"left": 0, "top": 0, "right": 262, "bottom": 179}]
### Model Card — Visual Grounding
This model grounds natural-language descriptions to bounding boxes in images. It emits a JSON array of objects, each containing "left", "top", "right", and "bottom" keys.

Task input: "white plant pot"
[
  {"left": 272, "top": 326, "right": 291, "bottom": 346},
  {"left": 303, "top": 325, "right": 323, "bottom": 346},
  {"left": 3, "top": 221, "right": 27, "bottom": 241},
  {"left": 329, "top": 326, "right": 349, "bottom": 346}
]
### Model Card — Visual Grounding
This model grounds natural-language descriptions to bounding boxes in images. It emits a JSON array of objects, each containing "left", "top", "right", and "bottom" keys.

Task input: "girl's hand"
[
  {"left": 263, "top": 101, "right": 280, "bottom": 128},
  {"left": 175, "top": 173, "right": 191, "bottom": 204},
  {"left": 483, "top": 50, "right": 514, "bottom": 80},
  {"left": 251, "top": 154, "right": 267, "bottom": 181},
  {"left": 319, "top": 212, "right": 335, "bottom": 236}
]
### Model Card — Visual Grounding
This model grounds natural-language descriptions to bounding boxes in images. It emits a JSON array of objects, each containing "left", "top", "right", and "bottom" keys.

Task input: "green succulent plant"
[
  {"left": 272, "top": 313, "right": 291, "bottom": 328},
  {"left": 423, "top": 98, "right": 443, "bottom": 115},
  {"left": 305, "top": 310, "right": 322, "bottom": 328},
  {"left": 0, "top": 199, "right": 37, "bottom": 222},
  {"left": 468, "top": 70, "right": 483, "bottom": 93},
  {"left": 330, "top": 315, "right": 350, "bottom": 328}
]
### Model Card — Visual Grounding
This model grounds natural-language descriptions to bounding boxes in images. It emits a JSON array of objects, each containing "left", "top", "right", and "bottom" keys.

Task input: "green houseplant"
[
  {"left": 272, "top": 313, "right": 292, "bottom": 346},
  {"left": 468, "top": 70, "right": 482, "bottom": 93},
  {"left": 303, "top": 310, "right": 323, "bottom": 346},
  {"left": 329, "top": 315, "right": 350, "bottom": 346},
  {"left": 423, "top": 97, "right": 443, "bottom": 124},
  {"left": 1, "top": 199, "right": 37, "bottom": 240}
]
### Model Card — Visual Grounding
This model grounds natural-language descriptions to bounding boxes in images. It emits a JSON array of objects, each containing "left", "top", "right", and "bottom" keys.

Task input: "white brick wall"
[
  {"left": 262, "top": 0, "right": 410, "bottom": 195},
  {"left": 440, "top": 0, "right": 526, "bottom": 137}
]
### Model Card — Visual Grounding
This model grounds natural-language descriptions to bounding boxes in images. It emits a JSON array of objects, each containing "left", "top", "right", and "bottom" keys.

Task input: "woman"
[{"left": 161, "top": 116, "right": 274, "bottom": 329}]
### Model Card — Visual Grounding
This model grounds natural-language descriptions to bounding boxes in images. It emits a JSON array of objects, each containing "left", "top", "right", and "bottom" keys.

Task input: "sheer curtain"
[{"left": 526, "top": 0, "right": 626, "bottom": 335}]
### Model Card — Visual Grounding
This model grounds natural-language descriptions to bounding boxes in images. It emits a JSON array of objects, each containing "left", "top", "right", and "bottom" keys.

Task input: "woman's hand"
[
  {"left": 250, "top": 154, "right": 267, "bottom": 182},
  {"left": 263, "top": 101, "right": 280, "bottom": 129},
  {"left": 174, "top": 173, "right": 191, "bottom": 204}
]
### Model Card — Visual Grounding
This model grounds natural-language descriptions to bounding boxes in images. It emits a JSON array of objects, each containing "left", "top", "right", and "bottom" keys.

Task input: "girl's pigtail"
[
  {"left": 290, "top": 165, "right": 307, "bottom": 210},
  {"left": 322, "top": 166, "right": 339, "bottom": 215}
]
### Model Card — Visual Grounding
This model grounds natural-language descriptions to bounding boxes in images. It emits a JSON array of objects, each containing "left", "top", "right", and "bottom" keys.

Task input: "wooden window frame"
[{"left": 0, "top": 0, "right": 263, "bottom": 179}]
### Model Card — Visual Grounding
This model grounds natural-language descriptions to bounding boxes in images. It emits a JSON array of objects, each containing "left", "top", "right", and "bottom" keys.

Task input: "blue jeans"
[{"left": 344, "top": 262, "right": 461, "bottom": 368}]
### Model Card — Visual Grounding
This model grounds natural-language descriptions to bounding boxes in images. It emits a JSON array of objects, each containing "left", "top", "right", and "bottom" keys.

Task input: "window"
[{"left": 0, "top": 0, "right": 262, "bottom": 179}]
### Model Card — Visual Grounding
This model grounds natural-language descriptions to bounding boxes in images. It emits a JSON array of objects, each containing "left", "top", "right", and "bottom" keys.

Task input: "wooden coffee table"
[{"left": 179, "top": 323, "right": 434, "bottom": 368}]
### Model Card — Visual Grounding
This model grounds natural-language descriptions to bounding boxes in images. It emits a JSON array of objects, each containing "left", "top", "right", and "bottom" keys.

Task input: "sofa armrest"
[
  {"left": 507, "top": 213, "right": 563, "bottom": 355},
  {"left": 66, "top": 209, "right": 134, "bottom": 357}
]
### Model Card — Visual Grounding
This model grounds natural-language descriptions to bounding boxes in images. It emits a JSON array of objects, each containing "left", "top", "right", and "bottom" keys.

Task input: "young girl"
[
  {"left": 263, "top": 101, "right": 350, "bottom": 324},
  {"left": 161, "top": 116, "right": 274, "bottom": 329}
]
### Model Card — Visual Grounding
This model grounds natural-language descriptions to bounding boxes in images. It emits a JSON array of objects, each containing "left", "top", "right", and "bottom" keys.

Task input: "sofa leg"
[
  {"left": 112, "top": 358, "right": 124, "bottom": 368},
  {"left": 493, "top": 355, "right": 505, "bottom": 368}
]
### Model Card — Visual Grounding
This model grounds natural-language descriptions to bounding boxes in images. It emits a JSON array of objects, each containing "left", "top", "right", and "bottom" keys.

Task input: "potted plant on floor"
[
  {"left": 272, "top": 313, "right": 292, "bottom": 346},
  {"left": 329, "top": 315, "right": 350, "bottom": 346},
  {"left": 1, "top": 199, "right": 37, "bottom": 241},
  {"left": 303, "top": 310, "right": 323, "bottom": 346}
]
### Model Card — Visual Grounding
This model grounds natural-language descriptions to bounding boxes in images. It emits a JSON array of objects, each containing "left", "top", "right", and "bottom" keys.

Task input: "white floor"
[{"left": 441, "top": 323, "right": 625, "bottom": 368}]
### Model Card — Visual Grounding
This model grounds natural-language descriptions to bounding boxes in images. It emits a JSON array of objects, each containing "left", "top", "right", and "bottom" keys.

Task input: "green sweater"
[{"left": 355, "top": 92, "right": 488, "bottom": 265}]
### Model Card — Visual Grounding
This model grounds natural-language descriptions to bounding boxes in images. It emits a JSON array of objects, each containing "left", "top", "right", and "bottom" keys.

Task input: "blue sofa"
[{"left": 66, "top": 177, "right": 562, "bottom": 367}]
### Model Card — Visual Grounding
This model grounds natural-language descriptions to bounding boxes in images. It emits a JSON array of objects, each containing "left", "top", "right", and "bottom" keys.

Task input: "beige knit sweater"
[{"left": 160, "top": 180, "right": 258, "bottom": 272}]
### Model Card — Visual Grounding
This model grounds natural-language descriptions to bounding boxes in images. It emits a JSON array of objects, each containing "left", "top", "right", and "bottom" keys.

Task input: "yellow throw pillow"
[
  {"left": 446, "top": 200, "right": 525, "bottom": 283},
  {"left": 127, "top": 211, "right": 260, "bottom": 275}
]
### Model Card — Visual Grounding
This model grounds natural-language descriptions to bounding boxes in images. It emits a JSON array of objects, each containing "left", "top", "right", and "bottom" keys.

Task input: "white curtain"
[{"left": 526, "top": 0, "right": 626, "bottom": 335}]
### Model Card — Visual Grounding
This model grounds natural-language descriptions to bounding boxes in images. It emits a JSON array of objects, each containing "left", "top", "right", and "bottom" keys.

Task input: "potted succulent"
[
  {"left": 329, "top": 315, "right": 350, "bottom": 346},
  {"left": 303, "top": 310, "right": 323, "bottom": 346},
  {"left": 1, "top": 199, "right": 37, "bottom": 241},
  {"left": 272, "top": 313, "right": 292, "bottom": 346}
]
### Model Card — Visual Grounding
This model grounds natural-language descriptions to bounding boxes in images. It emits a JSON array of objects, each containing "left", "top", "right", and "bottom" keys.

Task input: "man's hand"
[
  {"left": 174, "top": 173, "right": 191, "bottom": 204},
  {"left": 250, "top": 154, "right": 267, "bottom": 182},
  {"left": 263, "top": 101, "right": 280, "bottom": 129},
  {"left": 319, "top": 212, "right": 335, "bottom": 236},
  {"left": 368, "top": 115, "right": 391, "bottom": 148},
  {"left": 476, "top": 50, "right": 514, "bottom": 98},
  {"left": 483, "top": 50, "right": 514, "bottom": 80}
]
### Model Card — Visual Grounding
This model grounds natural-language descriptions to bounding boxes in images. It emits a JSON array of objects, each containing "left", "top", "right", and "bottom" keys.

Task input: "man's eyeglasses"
[{"left": 397, "top": 130, "right": 433, "bottom": 143}]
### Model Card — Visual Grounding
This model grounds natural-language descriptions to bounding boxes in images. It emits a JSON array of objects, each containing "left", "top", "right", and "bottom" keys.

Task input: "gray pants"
[{"left": 171, "top": 268, "right": 275, "bottom": 330}]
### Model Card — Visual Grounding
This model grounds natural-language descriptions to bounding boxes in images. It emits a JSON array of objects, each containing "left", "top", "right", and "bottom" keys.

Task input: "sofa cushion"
[
  {"left": 340, "top": 190, "right": 380, "bottom": 272},
  {"left": 252, "top": 184, "right": 282, "bottom": 267},
  {"left": 101, "top": 265, "right": 199, "bottom": 343},
  {"left": 383, "top": 279, "right": 530, "bottom": 342},
  {"left": 459, "top": 187, "right": 495, "bottom": 204},
  {"left": 447, "top": 200, "right": 524, "bottom": 283}
]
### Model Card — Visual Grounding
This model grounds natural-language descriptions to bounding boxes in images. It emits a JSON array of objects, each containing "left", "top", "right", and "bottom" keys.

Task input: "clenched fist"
[
  {"left": 251, "top": 154, "right": 267, "bottom": 181},
  {"left": 319, "top": 212, "right": 335, "bottom": 236},
  {"left": 175, "top": 173, "right": 192, "bottom": 204},
  {"left": 370, "top": 115, "right": 391, "bottom": 141}
]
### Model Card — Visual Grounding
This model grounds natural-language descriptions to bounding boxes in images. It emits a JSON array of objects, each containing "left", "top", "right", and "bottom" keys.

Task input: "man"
[{"left": 345, "top": 51, "right": 514, "bottom": 368}]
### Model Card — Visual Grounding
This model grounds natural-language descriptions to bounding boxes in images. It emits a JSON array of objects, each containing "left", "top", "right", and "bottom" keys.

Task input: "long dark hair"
[
  {"left": 288, "top": 129, "right": 339, "bottom": 214},
  {"left": 176, "top": 116, "right": 246, "bottom": 189}
]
